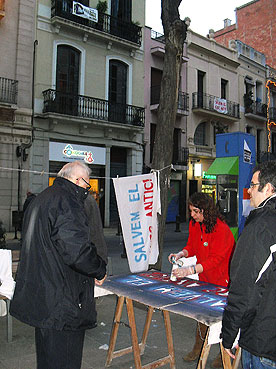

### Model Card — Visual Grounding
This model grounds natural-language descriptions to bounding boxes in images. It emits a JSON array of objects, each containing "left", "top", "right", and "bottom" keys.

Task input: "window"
[
  {"left": 194, "top": 122, "right": 206, "bottom": 146},
  {"left": 221, "top": 79, "right": 228, "bottom": 99},
  {"left": 197, "top": 70, "right": 205, "bottom": 108},
  {"left": 56, "top": 45, "right": 80, "bottom": 115},
  {"left": 150, "top": 68, "right": 162, "bottom": 105},
  {"left": 108, "top": 60, "right": 128, "bottom": 122},
  {"left": 111, "top": 0, "right": 132, "bottom": 22}
]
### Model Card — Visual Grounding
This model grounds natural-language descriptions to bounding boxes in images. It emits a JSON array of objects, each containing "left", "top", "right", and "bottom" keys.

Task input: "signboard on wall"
[{"left": 49, "top": 142, "right": 106, "bottom": 165}]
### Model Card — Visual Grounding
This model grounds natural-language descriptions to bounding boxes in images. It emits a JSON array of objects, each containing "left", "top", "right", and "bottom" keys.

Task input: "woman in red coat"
[{"left": 169, "top": 192, "right": 235, "bottom": 367}]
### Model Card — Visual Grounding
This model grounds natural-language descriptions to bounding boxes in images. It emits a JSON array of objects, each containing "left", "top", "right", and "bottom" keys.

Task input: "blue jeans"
[{"left": 242, "top": 349, "right": 276, "bottom": 369}]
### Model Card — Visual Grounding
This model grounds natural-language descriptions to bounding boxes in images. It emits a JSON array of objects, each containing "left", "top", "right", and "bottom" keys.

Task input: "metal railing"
[
  {"left": 150, "top": 85, "right": 189, "bottom": 112},
  {"left": 51, "top": 0, "right": 142, "bottom": 45},
  {"left": 42, "top": 89, "right": 145, "bottom": 127},
  {"left": 0, "top": 77, "right": 18, "bottom": 104},
  {"left": 268, "top": 107, "right": 276, "bottom": 121},
  {"left": 244, "top": 100, "right": 267, "bottom": 118},
  {"left": 172, "top": 147, "right": 189, "bottom": 166},
  {"left": 192, "top": 92, "right": 240, "bottom": 119}
]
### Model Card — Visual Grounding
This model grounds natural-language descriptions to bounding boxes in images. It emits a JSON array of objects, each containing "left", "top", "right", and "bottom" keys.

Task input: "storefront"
[{"left": 49, "top": 141, "right": 106, "bottom": 219}]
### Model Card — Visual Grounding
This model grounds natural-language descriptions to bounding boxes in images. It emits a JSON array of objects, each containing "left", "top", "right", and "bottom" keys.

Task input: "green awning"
[{"left": 206, "top": 157, "right": 239, "bottom": 175}]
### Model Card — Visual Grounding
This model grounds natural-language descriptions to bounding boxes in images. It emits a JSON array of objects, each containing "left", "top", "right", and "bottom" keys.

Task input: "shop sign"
[
  {"left": 203, "top": 171, "right": 216, "bottom": 180},
  {"left": 243, "top": 140, "right": 252, "bottom": 163},
  {"left": 49, "top": 142, "right": 106, "bottom": 165}
]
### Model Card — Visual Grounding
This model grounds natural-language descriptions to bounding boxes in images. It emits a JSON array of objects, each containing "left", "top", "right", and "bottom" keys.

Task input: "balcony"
[
  {"left": 0, "top": 77, "right": 18, "bottom": 105},
  {"left": 42, "top": 89, "right": 145, "bottom": 127},
  {"left": 150, "top": 85, "right": 189, "bottom": 115},
  {"left": 269, "top": 107, "right": 276, "bottom": 121},
  {"left": 51, "top": 0, "right": 142, "bottom": 46},
  {"left": 172, "top": 147, "right": 189, "bottom": 168},
  {"left": 192, "top": 92, "right": 240, "bottom": 121},
  {"left": 244, "top": 98, "right": 267, "bottom": 121}
]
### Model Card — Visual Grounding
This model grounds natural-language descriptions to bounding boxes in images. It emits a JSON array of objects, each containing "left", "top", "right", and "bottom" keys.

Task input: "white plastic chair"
[{"left": 0, "top": 249, "right": 16, "bottom": 342}]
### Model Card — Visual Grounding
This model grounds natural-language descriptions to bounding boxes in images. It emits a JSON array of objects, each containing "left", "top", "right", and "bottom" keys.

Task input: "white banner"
[
  {"left": 113, "top": 173, "right": 161, "bottom": 273},
  {"left": 214, "top": 97, "right": 228, "bottom": 114},
  {"left": 72, "top": 2, "right": 98, "bottom": 22}
]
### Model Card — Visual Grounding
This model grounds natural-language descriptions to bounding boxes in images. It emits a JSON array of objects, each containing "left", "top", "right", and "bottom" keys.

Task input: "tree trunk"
[{"left": 151, "top": 0, "right": 187, "bottom": 270}]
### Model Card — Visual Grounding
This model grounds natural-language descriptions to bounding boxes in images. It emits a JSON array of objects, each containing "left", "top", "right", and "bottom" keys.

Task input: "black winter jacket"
[
  {"left": 10, "top": 177, "right": 106, "bottom": 331},
  {"left": 222, "top": 194, "right": 276, "bottom": 361}
]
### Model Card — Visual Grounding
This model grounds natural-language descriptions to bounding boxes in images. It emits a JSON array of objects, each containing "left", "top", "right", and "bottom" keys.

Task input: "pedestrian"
[
  {"left": 221, "top": 161, "right": 276, "bottom": 368},
  {"left": 168, "top": 192, "right": 235, "bottom": 367},
  {"left": 22, "top": 191, "right": 36, "bottom": 214},
  {"left": 10, "top": 161, "right": 107, "bottom": 369},
  {"left": 84, "top": 192, "right": 108, "bottom": 264}
]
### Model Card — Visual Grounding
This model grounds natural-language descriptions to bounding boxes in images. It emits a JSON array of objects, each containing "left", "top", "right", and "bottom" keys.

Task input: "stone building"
[
  {"left": 31, "top": 0, "right": 145, "bottom": 226},
  {"left": 0, "top": 0, "right": 36, "bottom": 230}
]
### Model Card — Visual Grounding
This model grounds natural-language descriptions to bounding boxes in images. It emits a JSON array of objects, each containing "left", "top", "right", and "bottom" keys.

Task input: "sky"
[{"left": 145, "top": 0, "right": 249, "bottom": 37}]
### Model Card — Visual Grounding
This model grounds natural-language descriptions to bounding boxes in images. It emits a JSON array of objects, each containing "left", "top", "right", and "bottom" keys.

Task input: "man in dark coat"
[
  {"left": 10, "top": 161, "right": 106, "bottom": 369},
  {"left": 221, "top": 161, "right": 276, "bottom": 368}
]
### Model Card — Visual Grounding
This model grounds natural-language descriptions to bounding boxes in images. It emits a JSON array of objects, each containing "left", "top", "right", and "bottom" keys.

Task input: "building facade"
[
  {"left": 186, "top": 30, "right": 240, "bottom": 203},
  {"left": 213, "top": 0, "right": 276, "bottom": 70},
  {"left": 144, "top": 26, "right": 189, "bottom": 221},
  {"left": 30, "top": 0, "right": 145, "bottom": 227},
  {"left": 0, "top": 0, "right": 36, "bottom": 230}
]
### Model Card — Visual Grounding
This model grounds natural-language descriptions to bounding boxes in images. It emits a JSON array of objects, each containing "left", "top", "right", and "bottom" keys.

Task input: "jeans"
[
  {"left": 35, "top": 327, "right": 85, "bottom": 369},
  {"left": 242, "top": 349, "right": 276, "bottom": 369}
]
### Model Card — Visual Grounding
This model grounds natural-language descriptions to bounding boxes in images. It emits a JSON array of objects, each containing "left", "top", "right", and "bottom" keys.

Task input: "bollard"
[{"left": 175, "top": 215, "right": 181, "bottom": 232}]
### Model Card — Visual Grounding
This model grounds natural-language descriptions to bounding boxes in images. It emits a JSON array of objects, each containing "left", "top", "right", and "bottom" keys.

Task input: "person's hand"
[
  {"left": 168, "top": 251, "right": 184, "bottom": 263},
  {"left": 173, "top": 266, "right": 194, "bottom": 278},
  {"left": 95, "top": 274, "right": 107, "bottom": 286},
  {"left": 223, "top": 345, "right": 239, "bottom": 359}
]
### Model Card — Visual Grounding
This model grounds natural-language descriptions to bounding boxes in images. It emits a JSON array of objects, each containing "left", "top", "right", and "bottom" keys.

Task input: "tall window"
[
  {"left": 111, "top": 0, "right": 132, "bottom": 22},
  {"left": 56, "top": 45, "right": 80, "bottom": 115},
  {"left": 221, "top": 79, "right": 228, "bottom": 99},
  {"left": 108, "top": 60, "right": 127, "bottom": 123},
  {"left": 194, "top": 122, "right": 206, "bottom": 146},
  {"left": 197, "top": 70, "right": 205, "bottom": 108}
]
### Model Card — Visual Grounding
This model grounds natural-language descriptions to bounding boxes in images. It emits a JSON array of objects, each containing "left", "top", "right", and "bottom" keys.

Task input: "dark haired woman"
[{"left": 168, "top": 192, "right": 235, "bottom": 367}]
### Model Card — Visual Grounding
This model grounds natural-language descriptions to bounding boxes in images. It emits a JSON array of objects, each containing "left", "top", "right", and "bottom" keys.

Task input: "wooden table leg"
[
  {"left": 220, "top": 343, "right": 241, "bottom": 369},
  {"left": 105, "top": 296, "right": 125, "bottom": 367},
  {"left": 196, "top": 327, "right": 211, "bottom": 369},
  {"left": 163, "top": 310, "right": 176, "bottom": 369},
  {"left": 140, "top": 306, "right": 154, "bottom": 355},
  {"left": 232, "top": 346, "right": 241, "bottom": 369},
  {"left": 126, "top": 297, "right": 142, "bottom": 369}
]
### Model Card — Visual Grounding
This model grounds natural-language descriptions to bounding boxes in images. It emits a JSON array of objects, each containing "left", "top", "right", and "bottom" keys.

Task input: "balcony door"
[
  {"left": 197, "top": 70, "right": 205, "bottom": 108},
  {"left": 56, "top": 45, "right": 80, "bottom": 115},
  {"left": 108, "top": 60, "right": 127, "bottom": 123},
  {"left": 111, "top": 0, "right": 131, "bottom": 21},
  {"left": 111, "top": 0, "right": 132, "bottom": 38}
]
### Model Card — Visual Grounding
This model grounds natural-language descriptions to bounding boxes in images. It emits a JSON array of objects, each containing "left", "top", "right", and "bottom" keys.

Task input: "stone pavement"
[{"left": 0, "top": 223, "right": 234, "bottom": 369}]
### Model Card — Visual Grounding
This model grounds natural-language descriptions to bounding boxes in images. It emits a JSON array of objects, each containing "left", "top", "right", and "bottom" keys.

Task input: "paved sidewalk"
[{"left": 0, "top": 223, "right": 235, "bottom": 369}]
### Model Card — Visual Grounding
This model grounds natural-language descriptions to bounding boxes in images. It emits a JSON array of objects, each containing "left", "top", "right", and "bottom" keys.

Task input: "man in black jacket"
[
  {"left": 10, "top": 161, "right": 106, "bottom": 369},
  {"left": 221, "top": 161, "right": 276, "bottom": 368}
]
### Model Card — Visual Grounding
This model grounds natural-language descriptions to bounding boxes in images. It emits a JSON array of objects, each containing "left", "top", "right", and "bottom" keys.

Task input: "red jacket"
[{"left": 183, "top": 219, "right": 235, "bottom": 287}]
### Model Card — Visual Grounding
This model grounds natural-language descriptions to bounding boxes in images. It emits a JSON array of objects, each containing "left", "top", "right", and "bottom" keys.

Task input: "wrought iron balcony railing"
[
  {"left": 150, "top": 85, "right": 189, "bottom": 112},
  {"left": 269, "top": 107, "right": 276, "bottom": 121},
  {"left": 0, "top": 77, "right": 18, "bottom": 104},
  {"left": 244, "top": 100, "right": 267, "bottom": 118},
  {"left": 42, "top": 89, "right": 145, "bottom": 127},
  {"left": 51, "top": 0, "right": 142, "bottom": 45},
  {"left": 192, "top": 92, "right": 240, "bottom": 119},
  {"left": 172, "top": 147, "right": 189, "bottom": 166}
]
